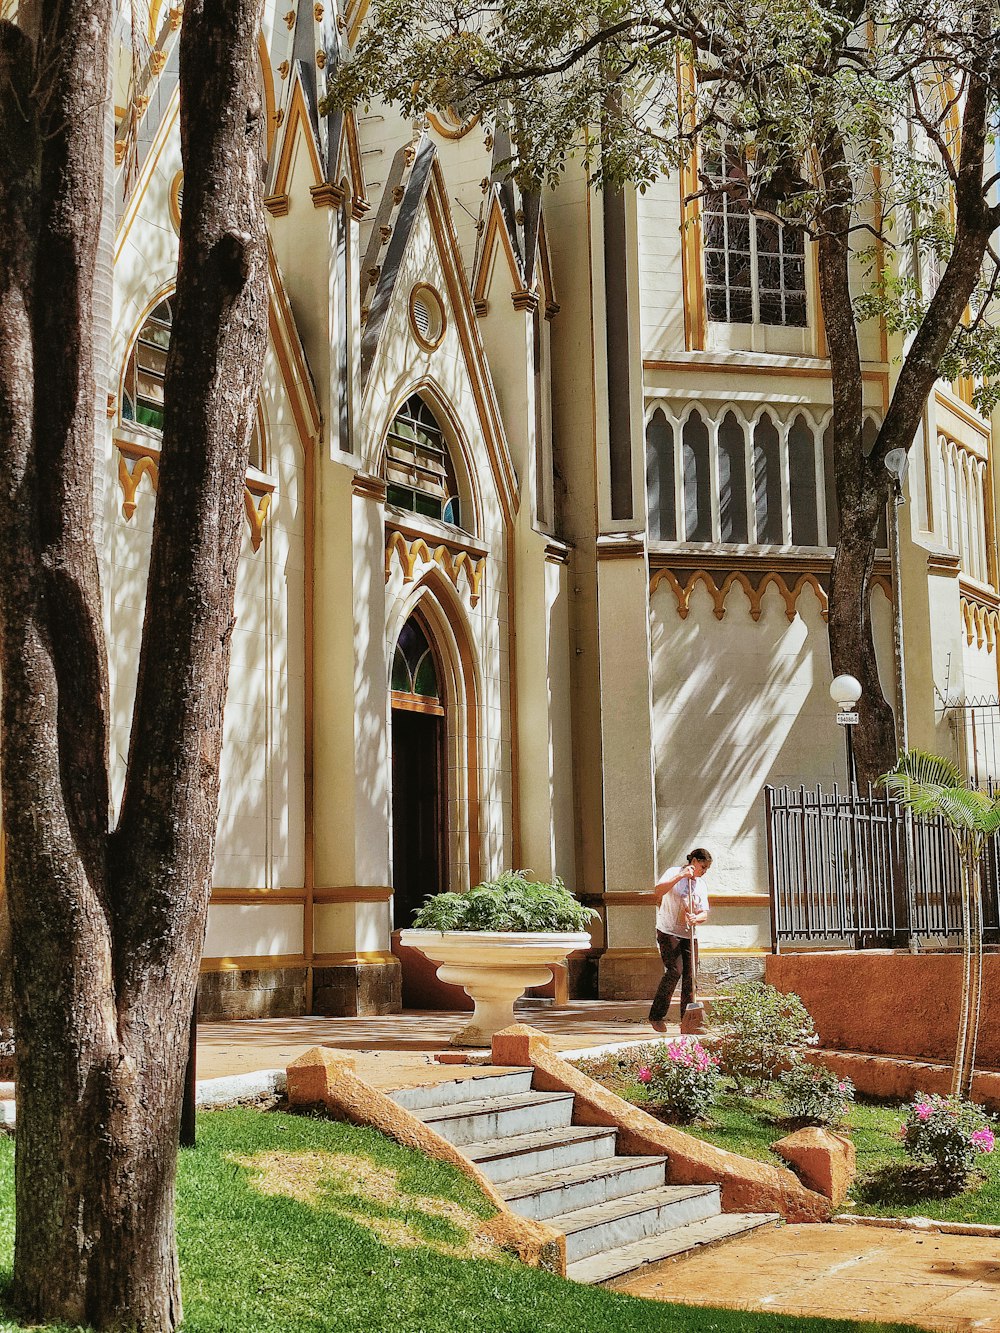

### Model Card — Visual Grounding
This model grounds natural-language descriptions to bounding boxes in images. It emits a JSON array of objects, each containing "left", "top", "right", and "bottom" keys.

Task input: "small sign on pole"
[{"left": 836, "top": 711, "right": 860, "bottom": 726}]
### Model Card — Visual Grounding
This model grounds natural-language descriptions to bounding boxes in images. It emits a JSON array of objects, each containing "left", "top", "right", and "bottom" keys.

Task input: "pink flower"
[
  {"left": 971, "top": 1127, "right": 995, "bottom": 1153},
  {"left": 637, "top": 1066, "right": 653, "bottom": 1084},
  {"left": 915, "top": 1101, "right": 934, "bottom": 1121},
  {"left": 837, "top": 1082, "right": 849, "bottom": 1093}
]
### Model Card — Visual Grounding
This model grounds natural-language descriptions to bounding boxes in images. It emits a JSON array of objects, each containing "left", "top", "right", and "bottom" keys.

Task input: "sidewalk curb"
[
  {"left": 195, "top": 1069, "right": 286, "bottom": 1107},
  {"left": 0, "top": 1068, "right": 288, "bottom": 1131},
  {"left": 833, "top": 1213, "right": 1000, "bottom": 1237}
]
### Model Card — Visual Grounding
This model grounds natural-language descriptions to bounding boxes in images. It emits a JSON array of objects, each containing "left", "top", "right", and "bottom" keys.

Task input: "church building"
[{"left": 107, "top": 0, "right": 999, "bottom": 1017}]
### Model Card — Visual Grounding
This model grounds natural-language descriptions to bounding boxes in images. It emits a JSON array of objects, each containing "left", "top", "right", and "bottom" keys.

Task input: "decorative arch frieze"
[
  {"left": 385, "top": 529, "right": 486, "bottom": 607},
  {"left": 649, "top": 565, "right": 829, "bottom": 623},
  {"left": 962, "top": 595, "right": 1000, "bottom": 652}
]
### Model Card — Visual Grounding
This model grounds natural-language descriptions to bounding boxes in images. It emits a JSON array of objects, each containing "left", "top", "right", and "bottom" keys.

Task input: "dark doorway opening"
[{"left": 390, "top": 706, "right": 444, "bottom": 927}]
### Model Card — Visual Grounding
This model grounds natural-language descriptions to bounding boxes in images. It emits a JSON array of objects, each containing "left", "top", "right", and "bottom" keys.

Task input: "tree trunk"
[
  {"left": 816, "top": 65, "right": 997, "bottom": 785},
  {"left": 0, "top": 1, "right": 267, "bottom": 1327},
  {"left": 816, "top": 130, "right": 898, "bottom": 784},
  {"left": 955, "top": 849, "right": 984, "bottom": 1101}
]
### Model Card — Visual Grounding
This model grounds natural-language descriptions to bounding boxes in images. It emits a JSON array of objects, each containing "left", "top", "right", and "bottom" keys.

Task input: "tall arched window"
[
  {"left": 753, "top": 413, "right": 783, "bottom": 543},
  {"left": 682, "top": 410, "right": 712, "bottom": 542},
  {"left": 384, "top": 395, "right": 462, "bottom": 527},
  {"left": 645, "top": 409, "right": 676, "bottom": 541},
  {"left": 122, "top": 298, "right": 171, "bottom": 433},
  {"left": 121, "top": 295, "right": 264, "bottom": 469},
  {"left": 788, "top": 414, "right": 819, "bottom": 546},
  {"left": 718, "top": 411, "right": 749, "bottom": 543},
  {"left": 391, "top": 616, "right": 441, "bottom": 704}
]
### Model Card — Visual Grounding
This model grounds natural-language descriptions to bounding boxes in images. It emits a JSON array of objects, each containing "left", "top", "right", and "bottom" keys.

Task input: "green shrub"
[
  {"left": 780, "top": 1062, "right": 854, "bottom": 1126},
  {"left": 410, "top": 869, "right": 597, "bottom": 932},
  {"left": 902, "top": 1093, "right": 996, "bottom": 1188},
  {"left": 710, "top": 981, "right": 817, "bottom": 1094},
  {"left": 635, "top": 1038, "right": 722, "bottom": 1123}
]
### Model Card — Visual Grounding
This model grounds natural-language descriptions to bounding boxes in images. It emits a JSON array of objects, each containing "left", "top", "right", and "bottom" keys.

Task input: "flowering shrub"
[
  {"left": 710, "top": 981, "right": 818, "bottom": 1094},
  {"left": 902, "top": 1093, "right": 997, "bottom": 1188},
  {"left": 633, "top": 1037, "right": 722, "bottom": 1122},
  {"left": 780, "top": 1063, "right": 854, "bottom": 1126}
]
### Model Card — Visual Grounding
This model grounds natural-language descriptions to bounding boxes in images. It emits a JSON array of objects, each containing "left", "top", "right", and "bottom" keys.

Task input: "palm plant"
[{"left": 880, "top": 750, "right": 1000, "bottom": 1099}]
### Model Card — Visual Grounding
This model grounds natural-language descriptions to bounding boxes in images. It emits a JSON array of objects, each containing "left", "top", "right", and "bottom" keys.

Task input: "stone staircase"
[{"left": 388, "top": 1068, "right": 777, "bottom": 1284}]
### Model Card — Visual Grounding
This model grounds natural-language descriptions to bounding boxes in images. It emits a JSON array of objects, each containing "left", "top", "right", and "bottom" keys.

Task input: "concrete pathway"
[
  {"left": 614, "top": 1222, "right": 1000, "bottom": 1331},
  {"left": 193, "top": 1000, "right": 658, "bottom": 1086}
]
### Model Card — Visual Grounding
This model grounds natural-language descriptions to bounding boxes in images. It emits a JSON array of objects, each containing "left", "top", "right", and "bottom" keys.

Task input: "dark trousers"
[{"left": 649, "top": 930, "right": 695, "bottom": 1022}]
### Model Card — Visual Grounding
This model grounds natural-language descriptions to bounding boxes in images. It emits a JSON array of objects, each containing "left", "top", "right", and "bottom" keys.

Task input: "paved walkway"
[
  {"left": 616, "top": 1222, "right": 1000, "bottom": 1332},
  {"left": 194, "top": 1000, "right": 657, "bottom": 1087}
]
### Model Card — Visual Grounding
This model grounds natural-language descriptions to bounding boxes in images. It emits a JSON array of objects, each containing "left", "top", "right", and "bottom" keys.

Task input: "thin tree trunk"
[
  {"left": 957, "top": 851, "right": 984, "bottom": 1100},
  {"left": 816, "top": 129, "right": 897, "bottom": 784},
  {"left": 0, "top": 1, "right": 267, "bottom": 1327}
]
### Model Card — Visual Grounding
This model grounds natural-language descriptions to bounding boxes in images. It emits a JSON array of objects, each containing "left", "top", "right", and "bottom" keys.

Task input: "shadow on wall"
[{"left": 650, "top": 576, "right": 894, "bottom": 891}]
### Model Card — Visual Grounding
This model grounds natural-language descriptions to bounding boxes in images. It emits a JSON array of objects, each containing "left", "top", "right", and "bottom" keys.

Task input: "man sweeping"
[{"left": 648, "top": 848, "right": 712, "bottom": 1033}]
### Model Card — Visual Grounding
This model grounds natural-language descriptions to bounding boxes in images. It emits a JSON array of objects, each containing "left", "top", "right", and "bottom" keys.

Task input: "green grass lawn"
[
  {"left": 684, "top": 1091, "right": 1000, "bottom": 1225},
  {"left": 0, "top": 1109, "right": 928, "bottom": 1333}
]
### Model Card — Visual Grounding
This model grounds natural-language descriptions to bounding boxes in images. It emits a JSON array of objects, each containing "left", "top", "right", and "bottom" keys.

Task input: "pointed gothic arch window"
[
  {"left": 121, "top": 294, "right": 264, "bottom": 469},
  {"left": 391, "top": 616, "right": 441, "bottom": 704},
  {"left": 384, "top": 394, "right": 462, "bottom": 527}
]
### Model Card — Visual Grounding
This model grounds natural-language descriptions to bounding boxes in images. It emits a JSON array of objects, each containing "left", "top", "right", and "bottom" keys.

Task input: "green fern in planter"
[{"left": 411, "top": 870, "right": 597, "bottom": 933}]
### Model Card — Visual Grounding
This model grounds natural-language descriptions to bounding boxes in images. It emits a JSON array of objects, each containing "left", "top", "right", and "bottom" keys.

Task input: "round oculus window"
[{"left": 409, "top": 285, "right": 446, "bottom": 350}]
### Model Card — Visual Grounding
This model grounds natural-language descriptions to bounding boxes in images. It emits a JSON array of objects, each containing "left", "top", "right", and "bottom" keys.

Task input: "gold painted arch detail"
[
  {"left": 962, "top": 596, "right": 1000, "bottom": 652},
  {"left": 385, "top": 530, "right": 485, "bottom": 607},
  {"left": 115, "top": 434, "right": 274, "bottom": 553},
  {"left": 650, "top": 566, "right": 829, "bottom": 623}
]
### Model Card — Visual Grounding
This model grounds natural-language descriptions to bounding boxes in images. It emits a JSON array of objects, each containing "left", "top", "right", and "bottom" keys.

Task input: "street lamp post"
[
  {"left": 885, "top": 448, "right": 910, "bottom": 757},
  {"left": 830, "top": 674, "right": 863, "bottom": 790}
]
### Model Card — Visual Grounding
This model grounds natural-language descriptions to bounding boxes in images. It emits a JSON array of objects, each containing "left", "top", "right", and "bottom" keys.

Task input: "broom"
[{"left": 679, "top": 897, "right": 707, "bottom": 1035}]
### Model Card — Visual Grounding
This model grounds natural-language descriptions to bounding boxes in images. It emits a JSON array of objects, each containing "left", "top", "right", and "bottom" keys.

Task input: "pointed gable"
[{"left": 360, "top": 156, "right": 519, "bottom": 529}]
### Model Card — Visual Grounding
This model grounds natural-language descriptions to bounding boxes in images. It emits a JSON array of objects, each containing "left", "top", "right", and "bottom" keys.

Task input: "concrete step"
[
  {"left": 463, "top": 1124, "right": 619, "bottom": 1183},
  {"left": 499, "top": 1154, "right": 668, "bottom": 1221},
  {"left": 418, "top": 1090, "right": 575, "bottom": 1147},
  {"left": 568, "top": 1211, "right": 781, "bottom": 1285},
  {"left": 553, "top": 1184, "right": 722, "bottom": 1263},
  {"left": 387, "top": 1069, "right": 534, "bottom": 1114}
]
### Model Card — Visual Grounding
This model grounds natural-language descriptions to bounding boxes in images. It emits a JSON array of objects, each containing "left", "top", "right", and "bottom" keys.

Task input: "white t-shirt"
[{"left": 655, "top": 868, "right": 710, "bottom": 937}]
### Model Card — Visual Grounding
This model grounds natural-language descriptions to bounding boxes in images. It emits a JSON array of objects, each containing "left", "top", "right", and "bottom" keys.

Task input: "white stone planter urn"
[{"left": 400, "top": 928, "right": 591, "bottom": 1047}]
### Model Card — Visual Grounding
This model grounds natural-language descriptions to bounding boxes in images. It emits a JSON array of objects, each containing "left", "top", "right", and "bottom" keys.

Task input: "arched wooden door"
[{"left": 389, "top": 613, "right": 471, "bottom": 1009}]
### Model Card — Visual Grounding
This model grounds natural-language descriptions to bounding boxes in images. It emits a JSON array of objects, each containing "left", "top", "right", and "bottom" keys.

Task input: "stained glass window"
[
  {"left": 384, "top": 395, "right": 461, "bottom": 527},
  {"left": 392, "top": 618, "right": 439, "bottom": 699}
]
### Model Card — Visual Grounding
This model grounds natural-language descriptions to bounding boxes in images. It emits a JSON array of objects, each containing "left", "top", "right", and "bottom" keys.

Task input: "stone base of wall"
[
  {"left": 198, "top": 967, "right": 306, "bottom": 1020},
  {"left": 596, "top": 948, "right": 766, "bottom": 1000},
  {"left": 312, "top": 961, "right": 401, "bottom": 1016},
  {"left": 810, "top": 1048, "right": 1000, "bottom": 1112}
]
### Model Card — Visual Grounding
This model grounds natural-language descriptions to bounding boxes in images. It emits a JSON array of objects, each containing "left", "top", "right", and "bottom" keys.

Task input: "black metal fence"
[{"left": 765, "top": 784, "right": 1000, "bottom": 950}]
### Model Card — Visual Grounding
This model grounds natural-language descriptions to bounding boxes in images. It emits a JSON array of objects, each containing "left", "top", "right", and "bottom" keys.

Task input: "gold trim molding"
[
  {"left": 314, "top": 887, "right": 394, "bottom": 904},
  {"left": 115, "top": 429, "right": 274, "bottom": 552},
  {"left": 650, "top": 565, "right": 830, "bottom": 623},
  {"left": 385, "top": 529, "right": 486, "bottom": 606},
  {"left": 200, "top": 953, "right": 305, "bottom": 973},
  {"left": 961, "top": 594, "right": 1000, "bottom": 651},
  {"left": 352, "top": 472, "right": 388, "bottom": 501},
  {"left": 210, "top": 887, "right": 306, "bottom": 904},
  {"left": 313, "top": 951, "right": 399, "bottom": 968}
]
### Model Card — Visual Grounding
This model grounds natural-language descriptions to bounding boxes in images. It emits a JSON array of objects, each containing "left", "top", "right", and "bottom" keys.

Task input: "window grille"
[
  {"left": 384, "top": 394, "right": 461, "bottom": 527},
  {"left": 702, "top": 152, "right": 807, "bottom": 328}
]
